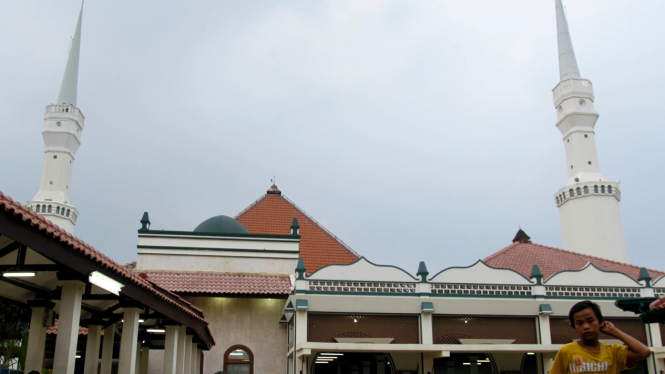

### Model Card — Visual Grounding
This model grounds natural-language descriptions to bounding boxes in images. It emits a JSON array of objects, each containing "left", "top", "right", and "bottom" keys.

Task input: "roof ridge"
[
  {"left": 235, "top": 194, "right": 267, "bottom": 219},
  {"left": 280, "top": 194, "right": 360, "bottom": 258}
]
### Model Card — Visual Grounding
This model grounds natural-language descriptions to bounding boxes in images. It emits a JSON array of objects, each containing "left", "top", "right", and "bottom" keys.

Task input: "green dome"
[{"left": 193, "top": 215, "right": 249, "bottom": 234}]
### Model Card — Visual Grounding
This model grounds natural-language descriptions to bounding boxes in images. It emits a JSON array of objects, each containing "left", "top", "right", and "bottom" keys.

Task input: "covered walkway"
[{"left": 0, "top": 191, "right": 214, "bottom": 374}]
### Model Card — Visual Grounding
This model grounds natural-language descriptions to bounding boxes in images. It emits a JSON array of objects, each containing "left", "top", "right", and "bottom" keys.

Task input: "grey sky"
[{"left": 1, "top": 1, "right": 664, "bottom": 275}]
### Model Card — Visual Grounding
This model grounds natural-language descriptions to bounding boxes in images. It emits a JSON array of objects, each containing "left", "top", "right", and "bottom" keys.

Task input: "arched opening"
[
  {"left": 56, "top": 206, "right": 60, "bottom": 215},
  {"left": 224, "top": 345, "right": 253, "bottom": 374},
  {"left": 433, "top": 353, "right": 496, "bottom": 374},
  {"left": 594, "top": 185, "right": 599, "bottom": 193},
  {"left": 601, "top": 185, "right": 606, "bottom": 193},
  {"left": 35, "top": 205, "right": 40, "bottom": 213},
  {"left": 48, "top": 205, "right": 52, "bottom": 213},
  {"left": 569, "top": 189, "right": 574, "bottom": 197},
  {"left": 576, "top": 187, "right": 582, "bottom": 196},
  {"left": 608, "top": 185, "right": 613, "bottom": 194},
  {"left": 521, "top": 353, "right": 538, "bottom": 374},
  {"left": 66, "top": 209, "right": 70, "bottom": 217},
  {"left": 583, "top": 186, "right": 589, "bottom": 194},
  {"left": 311, "top": 352, "right": 395, "bottom": 374}
]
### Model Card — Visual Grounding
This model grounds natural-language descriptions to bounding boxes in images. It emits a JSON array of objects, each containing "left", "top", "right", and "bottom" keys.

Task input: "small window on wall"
[{"left": 224, "top": 345, "right": 253, "bottom": 374}]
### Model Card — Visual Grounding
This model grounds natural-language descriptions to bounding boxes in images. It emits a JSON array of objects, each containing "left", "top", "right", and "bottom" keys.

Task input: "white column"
[
  {"left": 195, "top": 348, "right": 201, "bottom": 374},
  {"left": 118, "top": 307, "right": 141, "bottom": 374},
  {"left": 176, "top": 325, "right": 187, "bottom": 374},
  {"left": 139, "top": 346, "right": 150, "bottom": 374},
  {"left": 189, "top": 342, "right": 197, "bottom": 374},
  {"left": 84, "top": 324, "right": 103, "bottom": 374},
  {"left": 25, "top": 306, "right": 49, "bottom": 373},
  {"left": 184, "top": 335, "right": 193, "bottom": 374},
  {"left": 421, "top": 313, "right": 433, "bottom": 344},
  {"left": 135, "top": 340, "right": 142, "bottom": 374},
  {"left": 100, "top": 324, "right": 116, "bottom": 374},
  {"left": 538, "top": 314, "right": 552, "bottom": 345},
  {"left": 163, "top": 325, "right": 180, "bottom": 374},
  {"left": 543, "top": 353, "right": 556, "bottom": 374},
  {"left": 53, "top": 280, "right": 85, "bottom": 374}
]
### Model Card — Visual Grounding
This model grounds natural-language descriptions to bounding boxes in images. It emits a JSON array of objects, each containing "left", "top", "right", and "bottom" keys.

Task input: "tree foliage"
[{"left": 0, "top": 299, "right": 31, "bottom": 370}]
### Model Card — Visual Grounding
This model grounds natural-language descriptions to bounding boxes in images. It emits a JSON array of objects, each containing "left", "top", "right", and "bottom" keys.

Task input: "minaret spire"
[
  {"left": 551, "top": 0, "right": 627, "bottom": 263},
  {"left": 555, "top": 0, "right": 581, "bottom": 81},
  {"left": 57, "top": 3, "right": 83, "bottom": 106},
  {"left": 28, "top": 4, "right": 86, "bottom": 234}
]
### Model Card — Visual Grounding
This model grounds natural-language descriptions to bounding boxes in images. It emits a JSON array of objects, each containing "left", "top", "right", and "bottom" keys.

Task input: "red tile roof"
[
  {"left": 0, "top": 190, "right": 208, "bottom": 324},
  {"left": 235, "top": 187, "right": 359, "bottom": 273},
  {"left": 484, "top": 241, "right": 664, "bottom": 282},
  {"left": 141, "top": 272, "right": 292, "bottom": 295},
  {"left": 46, "top": 319, "right": 90, "bottom": 335}
]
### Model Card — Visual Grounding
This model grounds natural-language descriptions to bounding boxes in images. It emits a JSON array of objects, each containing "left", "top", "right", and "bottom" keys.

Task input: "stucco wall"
[{"left": 187, "top": 296, "right": 288, "bottom": 374}]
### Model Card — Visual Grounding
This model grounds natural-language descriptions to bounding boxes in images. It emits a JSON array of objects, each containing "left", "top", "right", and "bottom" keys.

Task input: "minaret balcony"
[
  {"left": 28, "top": 201, "right": 78, "bottom": 225},
  {"left": 44, "top": 104, "right": 85, "bottom": 123},
  {"left": 552, "top": 78, "right": 594, "bottom": 107},
  {"left": 553, "top": 181, "right": 621, "bottom": 207}
]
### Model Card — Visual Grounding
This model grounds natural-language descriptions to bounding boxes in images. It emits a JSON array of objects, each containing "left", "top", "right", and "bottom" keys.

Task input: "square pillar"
[
  {"left": 538, "top": 314, "right": 552, "bottom": 344},
  {"left": 195, "top": 348, "right": 201, "bottom": 374},
  {"left": 53, "top": 280, "right": 85, "bottom": 374},
  {"left": 163, "top": 325, "right": 180, "bottom": 374},
  {"left": 189, "top": 342, "right": 197, "bottom": 374},
  {"left": 139, "top": 346, "right": 150, "bottom": 374},
  {"left": 84, "top": 323, "right": 103, "bottom": 374},
  {"left": 421, "top": 313, "right": 433, "bottom": 344},
  {"left": 135, "top": 340, "right": 142, "bottom": 374},
  {"left": 177, "top": 325, "right": 187, "bottom": 374},
  {"left": 118, "top": 307, "right": 142, "bottom": 374},
  {"left": 184, "top": 335, "right": 193, "bottom": 374},
  {"left": 100, "top": 324, "right": 116, "bottom": 374},
  {"left": 25, "top": 303, "right": 52, "bottom": 373}
]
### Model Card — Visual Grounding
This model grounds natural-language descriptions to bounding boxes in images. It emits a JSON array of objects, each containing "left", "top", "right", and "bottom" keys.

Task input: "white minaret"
[
  {"left": 28, "top": 4, "right": 85, "bottom": 234},
  {"left": 552, "top": 0, "right": 627, "bottom": 262}
]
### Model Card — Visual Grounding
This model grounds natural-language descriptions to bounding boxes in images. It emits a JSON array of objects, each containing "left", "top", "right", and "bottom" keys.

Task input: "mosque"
[{"left": 1, "top": 1, "right": 664, "bottom": 374}]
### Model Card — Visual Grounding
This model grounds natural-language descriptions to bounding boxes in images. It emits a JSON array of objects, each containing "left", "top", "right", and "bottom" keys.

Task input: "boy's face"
[{"left": 572, "top": 307, "right": 600, "bottom": 342}]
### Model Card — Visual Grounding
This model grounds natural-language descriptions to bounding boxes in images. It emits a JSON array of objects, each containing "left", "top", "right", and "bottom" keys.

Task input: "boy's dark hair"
[{"left": 569, "top": 300, "right": 603, "bottom": 327}]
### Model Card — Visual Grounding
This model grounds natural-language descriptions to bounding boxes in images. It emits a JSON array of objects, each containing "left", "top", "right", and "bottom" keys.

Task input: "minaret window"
[
  {"left": 48, "top": 205, "right": 52, "bottom": 213},
  {"left": 579, "top": 99, "right": 586, "bottom": 106},
  {"left": 594, "top": 185, "right": 599, "bottom": 193},
  {"left": 56, "top": 206, "right": 60, "bottom": 215},
  {"left": 569, "top": 189, "right": 575, "bottom": 197},
  {"left": 53, "top": 155, "right": 57, "bottom": 159},
  {"left": 584, "top": 134, "right": 588, "bottom": 138},
  {"left": 584, "top": 186, "right": 589, "bottom": 194},
  {"left": 66, "top": 209, "right": 70, "bottom": 217},
  {"left": 608, "top": 186, "right": 613, "bottom": 194},
  {"left": 35, "top": 205, "right": 40, "bottom": 213},
  {"left": 576, "top": 187, "right": 582, "bottom": 196},
  {"left": 588, "top": 161, "right": 592, "bottom": 165},
  {"left": 601, "top": 185, "right": 606, "bottom": 193}
]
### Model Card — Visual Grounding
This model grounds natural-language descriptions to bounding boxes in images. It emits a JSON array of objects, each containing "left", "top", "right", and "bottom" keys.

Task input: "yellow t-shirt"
[{"left": 550, "top": 342, "right": 636, "bottom": 374}]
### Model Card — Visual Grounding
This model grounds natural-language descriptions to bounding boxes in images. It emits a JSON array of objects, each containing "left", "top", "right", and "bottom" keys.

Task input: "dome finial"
[
  {"left": 267, "top": 182, "right": 281, "bottom": 195},
  {"left": 512, "top": 228, "right": 531, "bottom": 243}
]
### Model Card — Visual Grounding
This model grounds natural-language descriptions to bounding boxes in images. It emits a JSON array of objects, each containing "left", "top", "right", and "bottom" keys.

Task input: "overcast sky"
[{"left": 1, "top": 1, "right": 664, "bottom": 275}]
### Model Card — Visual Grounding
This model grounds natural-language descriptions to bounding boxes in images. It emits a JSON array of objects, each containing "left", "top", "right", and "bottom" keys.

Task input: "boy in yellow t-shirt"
[{"left": 549, "top": 300, "right": 651, "bottom": 374}]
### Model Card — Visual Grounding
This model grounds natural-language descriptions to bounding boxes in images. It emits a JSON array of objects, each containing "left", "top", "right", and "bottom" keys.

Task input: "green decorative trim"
[
  {"left": 139, "top": 230, "right": 298, "bottom": 241},
  {"left": 417, "top": 261, "right": 429, "bottom": 283},
  {"left": 421, "top": 302, "right": 434, "bottom": 313},
  {"left": 295, "top": 258, "right": 306, "bottom": 280},
  {"left": 140, "top": 212, "right": 150, "bottom": 231},
  {"left": 298, "top": 290, "right": 423, "bottom": 297},
  {"left": 284, "top": 301, "right": 295, "bottom": 312},
  {"left": 544, "top": 263, "right": 641, "bottom": 285},
  {"left": 531, "top": 265, "right": 543, "bottom": 285},
  {"left": 296, "top": 299, "right": 309, "bottom": 310},
  {"left": 306, "top": 256, "right": 418, "bottom": 281},
  {"left": 539, "top": 304, "right": 553, "bottom": 315},
  {"left": 137, "top": 245, "right": 299, "bottom": 255},
  {"left": 429, "top": 259, "right": 533, "bottom": 283},
  {"left": 638, "top": 268, "right": 652, "bottom": 287}
]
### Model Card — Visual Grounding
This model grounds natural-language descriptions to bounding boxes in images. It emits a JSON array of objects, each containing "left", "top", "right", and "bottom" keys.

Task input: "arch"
[
  {"left": 569, "top": 189, "right": 574, "bottom": 197},
  {"left": 56, "top": 206, "right": 60, "bottom": 215},
  {"left": 224, "top": 345, "right": 253, "bottom": 374},
  {"left": 601, "top": 185, "right": 606, "bottom": 193},
  {"left": 583, "top": 186, "right": 589, "bottom": 194},
  {"left": 48, "top": 205, "right": 52, "bottom": 213},
  {"left": 594, "top": 185, "right": 599, "bottom": 193},
  {"left": 66, "top": 209, "right": 70, "bottom": 217},
  {"left": 576, "top": 187, "right": 582, "bottom": 196},
  {"left": 35, "top": 205, "right": 40, "bottom": 213},
  {"left": 608, "top": 185, "right": 613, "bottom": 194}
]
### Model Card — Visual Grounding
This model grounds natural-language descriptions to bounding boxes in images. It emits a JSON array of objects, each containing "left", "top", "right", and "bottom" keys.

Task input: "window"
[
  {"left": 594, "top": 185, "right": 599, "bottom": 193},
  {"left": 584, "top": 186, "right": 589, "bottom": 194},
  {"left": 56, "top": 206, "right": 60, "bottom": 215},
  {"left": 584, "top": 134, "right": 588, "bottom": 138},
  {"left": 66, "top": 209, "right": 70, "bottom": 217},
  {"left": 224, "top": 345, "right": 253, "bottom": 374},
  {"left": 608, "top": 186, "right": 613, "bottom": 194},
  {"left": 588, "top": 161, "right": 592, "bottom": 165},
  {"left": 48, "top": 205, "right": 52, "bottom": 213},
  {"left": 35, "top": 205, "right": 41, "bottom": 213},
  {"left": 576, "top": 187, "right": 582, "bottom": 196},
  {"left": 569, "top": 189, "right": 574, "bottom": 197},
  {"left": 601, "top": 185, "right": 606, "bottom": 193}
]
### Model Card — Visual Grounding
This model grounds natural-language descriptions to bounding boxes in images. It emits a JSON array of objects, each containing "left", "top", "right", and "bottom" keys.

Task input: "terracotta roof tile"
[
  {"left": 484, "top": 241, "right": 664, "bottom": 282},
  {"left": 0, "top": 190, "right": 207, "bottom": 324},
  {"left": 236, "top": 191, "right": 359, "bottom": 273},
  {"left": 46, "top": 319, "right": 90, "bottom": 335},
  {"left": 141, "top": 272, "right": 292, "bottom": 295}
]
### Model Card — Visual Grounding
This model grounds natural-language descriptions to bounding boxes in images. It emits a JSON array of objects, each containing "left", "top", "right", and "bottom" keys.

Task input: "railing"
[
  {"left": 546, "top": 286, "right": 640, "bottom": 298},
  {"left": 28, "top": 201, "right": 78, "bottom": 224},
  {"left": 552, "top": 78, "right": 592, "bottom": 96},
  {"left": 44, "top": 104, "right": 85, "bottom": 122},
  {"left": 308, "top": 280, "right": 416, "bottom": 293},
  {"left": 431, "top": 283, "right": 532, "bottom": 296},
  {"left": 554, "top": 182, "right": 621, "bottom": 206}
]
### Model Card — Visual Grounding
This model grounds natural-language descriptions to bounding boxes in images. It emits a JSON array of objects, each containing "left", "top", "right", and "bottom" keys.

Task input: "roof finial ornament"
[{"left": 267, "top": 178, "right": 282, "bottom": 195}]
